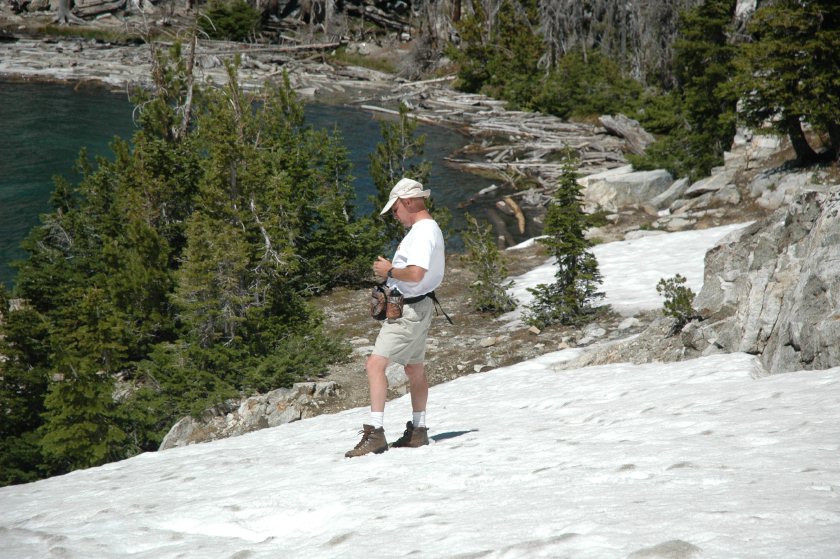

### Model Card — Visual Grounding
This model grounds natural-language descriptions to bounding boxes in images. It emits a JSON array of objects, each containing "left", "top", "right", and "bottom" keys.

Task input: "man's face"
[{"left": 391, "top": 198, "right": 411, "bottom": 226}]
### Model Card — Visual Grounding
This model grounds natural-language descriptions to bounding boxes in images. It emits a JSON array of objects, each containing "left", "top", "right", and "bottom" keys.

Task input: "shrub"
[
  {"left": 462, "top": 214, "right": 517, "bottom": 315},
  {"left": 199, "top": 0, "right": 261, "bottom": 42},
  {"left": 656, "top": 274, "right": 698, "bottom": 332},
  {"left": 534, "top": 51, "right": 644, "bottom": 120}
]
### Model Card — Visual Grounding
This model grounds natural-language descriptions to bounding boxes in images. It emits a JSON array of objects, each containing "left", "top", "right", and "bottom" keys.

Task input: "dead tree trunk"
[{"left": 53, "top": 0, "right": 85, "bottom": 24}]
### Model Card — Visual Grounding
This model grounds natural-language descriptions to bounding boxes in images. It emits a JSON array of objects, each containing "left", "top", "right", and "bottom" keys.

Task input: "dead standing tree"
[
  {"left": 537, "top": 0, "right": 701, "bottom": 88},
  {"left": 53, "top": 0, "right": 86, "bottom": 24}
]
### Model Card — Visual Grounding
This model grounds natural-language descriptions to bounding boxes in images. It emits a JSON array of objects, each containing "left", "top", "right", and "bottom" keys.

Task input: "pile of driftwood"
[
  {"left": 359, "top": 82, "right": 641, "bottom": 247},
  {"left": 364, "top": 85, "right": 631, "bottom": 187}
]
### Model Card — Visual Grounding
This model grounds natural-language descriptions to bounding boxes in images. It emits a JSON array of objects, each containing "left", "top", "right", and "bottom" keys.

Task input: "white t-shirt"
[{"left": 388, "top": 218, "right": 445, "bottom": 298}]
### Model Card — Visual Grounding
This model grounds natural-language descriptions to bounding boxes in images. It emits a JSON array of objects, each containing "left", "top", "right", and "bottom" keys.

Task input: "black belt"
[
  {"left": 404, "top": 291, "right": 432, "bottom": 304},
  {"left": 403, "top": 291, "right": 453, "bottom": 325}
]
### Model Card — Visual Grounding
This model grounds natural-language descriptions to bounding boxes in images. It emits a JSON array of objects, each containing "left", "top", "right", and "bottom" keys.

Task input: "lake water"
[{"left": 0, "top": 81, "right": 496, "bottom": 289}]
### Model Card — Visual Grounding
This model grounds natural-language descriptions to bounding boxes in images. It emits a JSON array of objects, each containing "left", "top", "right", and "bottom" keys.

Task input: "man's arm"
[{"left": 374, "top": 256, "right": 426, "bottom": 282}]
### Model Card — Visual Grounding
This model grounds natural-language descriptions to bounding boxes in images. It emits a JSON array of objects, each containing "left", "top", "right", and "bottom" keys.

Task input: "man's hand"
[{"left": 373, "top": 256, "right": 392, "bottom": 279}]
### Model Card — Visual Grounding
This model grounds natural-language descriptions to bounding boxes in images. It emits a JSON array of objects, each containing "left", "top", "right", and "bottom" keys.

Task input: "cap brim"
[{"left": 380, "top": 197, "right": 398, "bottom": 215}]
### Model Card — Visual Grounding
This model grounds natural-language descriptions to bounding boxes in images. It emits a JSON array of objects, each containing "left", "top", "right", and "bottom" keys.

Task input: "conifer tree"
[
  {"left": 0, "top": 293, "right": 51, "bottom": 484},
  {"left": 39, "top": 355, "right": 126, "bottom": 472},
  {"left": 732, "top": 0, "right": 840, "bottom": 162},
  {"left": 462, "top": 213, "right": 517, "bottom": 315},
  {"left": 4, "top": 46, "right": 368, "bottom": 482},
  {"left": 450, "top": 0, "right": 544, "bottom": 108},
  {"left": 369, "top": 102, "right": 433, "bottom": 243},
  {"left": 634, "top": 0, "right": 738, "bottom": 180},
  {"left": 525, "top": 148, "right": 603, "bottom": 328}
]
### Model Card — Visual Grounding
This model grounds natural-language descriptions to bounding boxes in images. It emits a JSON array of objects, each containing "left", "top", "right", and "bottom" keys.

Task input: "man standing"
[{"left": 345, "top": 178, "right": 446, "bottom": 458}]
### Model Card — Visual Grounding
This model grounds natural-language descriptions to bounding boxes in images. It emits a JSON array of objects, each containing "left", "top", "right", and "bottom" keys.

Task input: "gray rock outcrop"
[
  {"left": 567, "top": 187, "right": 840, "bottom": 377},
  {"left": 159, "top": 381, "right": 340, "bottom": 450},
  {"left": 688, "top": 188, "right": 840, "bottom": 373}
]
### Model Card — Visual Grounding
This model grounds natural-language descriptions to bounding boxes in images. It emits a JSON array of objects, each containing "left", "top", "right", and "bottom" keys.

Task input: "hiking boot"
[
  {"left": 345, "top": 424, "right": 389, "bottom": 458},
  {"left": 390, "top": 421, "right": 429, "bottom": 448}
]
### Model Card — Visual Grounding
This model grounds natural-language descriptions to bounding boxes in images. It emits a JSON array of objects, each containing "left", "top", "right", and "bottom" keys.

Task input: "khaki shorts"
[{"left": 372, "top": 297, "right": 434, "bottom": 365}]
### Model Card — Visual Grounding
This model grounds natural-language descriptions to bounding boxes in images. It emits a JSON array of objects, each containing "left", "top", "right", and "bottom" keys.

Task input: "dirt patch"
[{"left": 308, "top": 242, "right": 650, "bottom": 418}]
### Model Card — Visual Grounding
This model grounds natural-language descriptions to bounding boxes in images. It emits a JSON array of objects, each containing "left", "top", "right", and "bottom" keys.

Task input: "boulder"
[
  {"left": 583, "top": 168, "right": 674, "bottom": 212},
  {"left": 683, "top": 166, "right": 736, "bottom": 197},
  {"left": 650, "top": 177, "right": 689, "bottom": 209}
]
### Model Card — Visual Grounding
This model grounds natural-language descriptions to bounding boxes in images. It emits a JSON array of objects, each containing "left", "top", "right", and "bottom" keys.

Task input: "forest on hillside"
[{"left": 1, "top": 0, "right": 838, "bottom": 486}]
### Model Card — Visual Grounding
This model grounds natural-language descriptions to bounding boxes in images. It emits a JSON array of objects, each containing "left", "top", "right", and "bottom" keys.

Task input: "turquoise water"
[{"left": 0, "top": 81, "right": 494, "bottom": 289}]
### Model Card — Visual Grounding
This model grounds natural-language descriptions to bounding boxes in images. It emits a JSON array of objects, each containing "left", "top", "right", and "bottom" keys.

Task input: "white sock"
[
  {"left": 413, "top": 411, "right": 426, "bottom": 428},
  {"left": 369, "top": 411, "right": 384, "bottom": 429}
]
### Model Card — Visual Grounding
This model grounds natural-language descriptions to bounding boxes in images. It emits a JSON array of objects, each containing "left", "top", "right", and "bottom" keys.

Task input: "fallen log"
[
  {"left": 394, "top": 75, "right": 457, "bottom": 89},
  {"left": 484, "top": 208, "right": 516, "bottom": 249},
  {"left": 503, "top": 196, "right": 526, "bottom": 235},
  {"left": 73, "top": 0, "right": 124, "bottom": 18},
  {"left": 345, "top": 4, "right": 408, "bottom": 32},
  {"left": 200, "top": 42, "right": 344, "bottom": 56},
  {"left": 358, "top": 104, "right": 441, "bottom": 126}
]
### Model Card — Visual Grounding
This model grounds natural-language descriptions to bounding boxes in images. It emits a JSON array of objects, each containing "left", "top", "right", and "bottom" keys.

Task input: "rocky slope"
[
  {"left": 160, "top": 135, "right": 840, "bottom": 448},
  {"left": 2, "top": 9, "right": 837, "bottom": 448}
]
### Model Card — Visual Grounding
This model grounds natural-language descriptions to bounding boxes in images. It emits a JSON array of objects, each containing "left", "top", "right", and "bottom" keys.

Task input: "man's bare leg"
[
  {"left": 405, "top": 362, "right": 428, "bottom": 421},
  {"left": 367, "top": 354, "right": 390, "bottom": 413}
]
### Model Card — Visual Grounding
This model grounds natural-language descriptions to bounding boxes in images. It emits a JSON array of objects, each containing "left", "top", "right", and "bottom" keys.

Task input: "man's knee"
[
  {"left": 404, "top": 362, "right": 425, "bottom": 378},
  {"left": 366, "top": 354, "right": 389, "bottom": 376}
]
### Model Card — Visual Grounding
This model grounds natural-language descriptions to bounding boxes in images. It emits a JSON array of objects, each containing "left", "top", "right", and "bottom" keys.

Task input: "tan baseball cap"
[{"left": 380, "top": 178, "right": 431, "bottom": 215}]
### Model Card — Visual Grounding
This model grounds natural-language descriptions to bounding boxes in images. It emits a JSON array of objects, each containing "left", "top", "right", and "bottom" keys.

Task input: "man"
[{"left": 345, "top": 177, "right": 446, "bottom": 458}]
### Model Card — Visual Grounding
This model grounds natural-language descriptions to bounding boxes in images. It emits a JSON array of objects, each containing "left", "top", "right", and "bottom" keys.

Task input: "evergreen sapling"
[
  {"left": 525, "top": 148, "right": 603, "bottom": 328},
  {"left": 462, "top": 213, "right": 517, "bottom": 315}
]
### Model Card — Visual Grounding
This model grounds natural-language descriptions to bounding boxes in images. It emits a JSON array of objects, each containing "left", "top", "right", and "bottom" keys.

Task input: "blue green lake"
[{"left": 0, "top": 81, "right": 494, "bottom": 289}]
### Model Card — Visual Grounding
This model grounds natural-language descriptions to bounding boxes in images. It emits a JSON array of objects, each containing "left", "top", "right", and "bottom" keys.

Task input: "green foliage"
[
  {"left": 0, "top": 296, "right": 51, "bottom": 485},
  {"left": 245, "top": 326, "right": 349, "bottom": 393},
  {"left": 656, "top": 274, "right": 698, "bottom": 332},
  {"left": 462, "top": 214, "right": 517, "bottom": 315},
  {"left": 369, "top": 102, "right": 434, "bottom": 244},
  {"left": 449, "top": 0, "right": 543, "bottom": 108},
  {"left": 730, "top": 0, "right": 840, "bottom": 162},
  {"left": 449, "top": 0, "right": 544, "bottom": 108},
  {"left": 533, "top": 51, "right": 644, "bottom": 120},
  {"left": 447, "top": 0, "right": 491, "bottom": 93},
  {"left": 3, "top": 49, "right": 375, "bottom": 485},
  {"left": 478, "top": 0, "right": 544, "bottom": 110},
  {"left": 39, "top": 358, "right": 126, "bottom": 473},
  {"left": 199, "top": 0, "right": 262, "bottom": 42},
  {"left": 450, "top": 2, "right": 641, "bottom": 119},
  {"left": 524, "top": 149, "right": 603, "bottom": 328},
  {"left": 631, "top": 0, "right": 738, "bottom": 181},
  {"left": 450, "top": 0, "right": 743, "bottom": 181}
]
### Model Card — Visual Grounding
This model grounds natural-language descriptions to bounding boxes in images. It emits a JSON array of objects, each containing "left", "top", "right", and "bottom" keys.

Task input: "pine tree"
[
  {"left": 5, "top": 46, "right": 366, "bottom": 481},
  {"left": 0, "top": 293, "right": 51, "bottom": 485},
  {"left": 525, "top": 149, "right": 603, "bottom": 328},
  {"left": 732, "top": 0, "right": 840, "bottom": 163},
  {"left": 451, "top": 0, "right": 544, "bottom": 108},
  {"left": 462, "top": 213, "right": 517, "bottom": 315},
  {"left": 483, "top": 0, "right": 544, "bottom": 109},
  {"left": 369, "top": 102, "right": 433, "bottom": 243},
  {"left": 39, "top": 356, "right": 126, "bottom": 472},
  {"left": 656, "top": 274, "right": 698, "bottom": 334}
]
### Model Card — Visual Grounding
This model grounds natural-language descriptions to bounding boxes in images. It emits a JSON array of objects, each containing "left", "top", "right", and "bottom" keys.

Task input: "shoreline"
[{"left": 0, "top": 23, "right": 639, "bottom": 248}]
